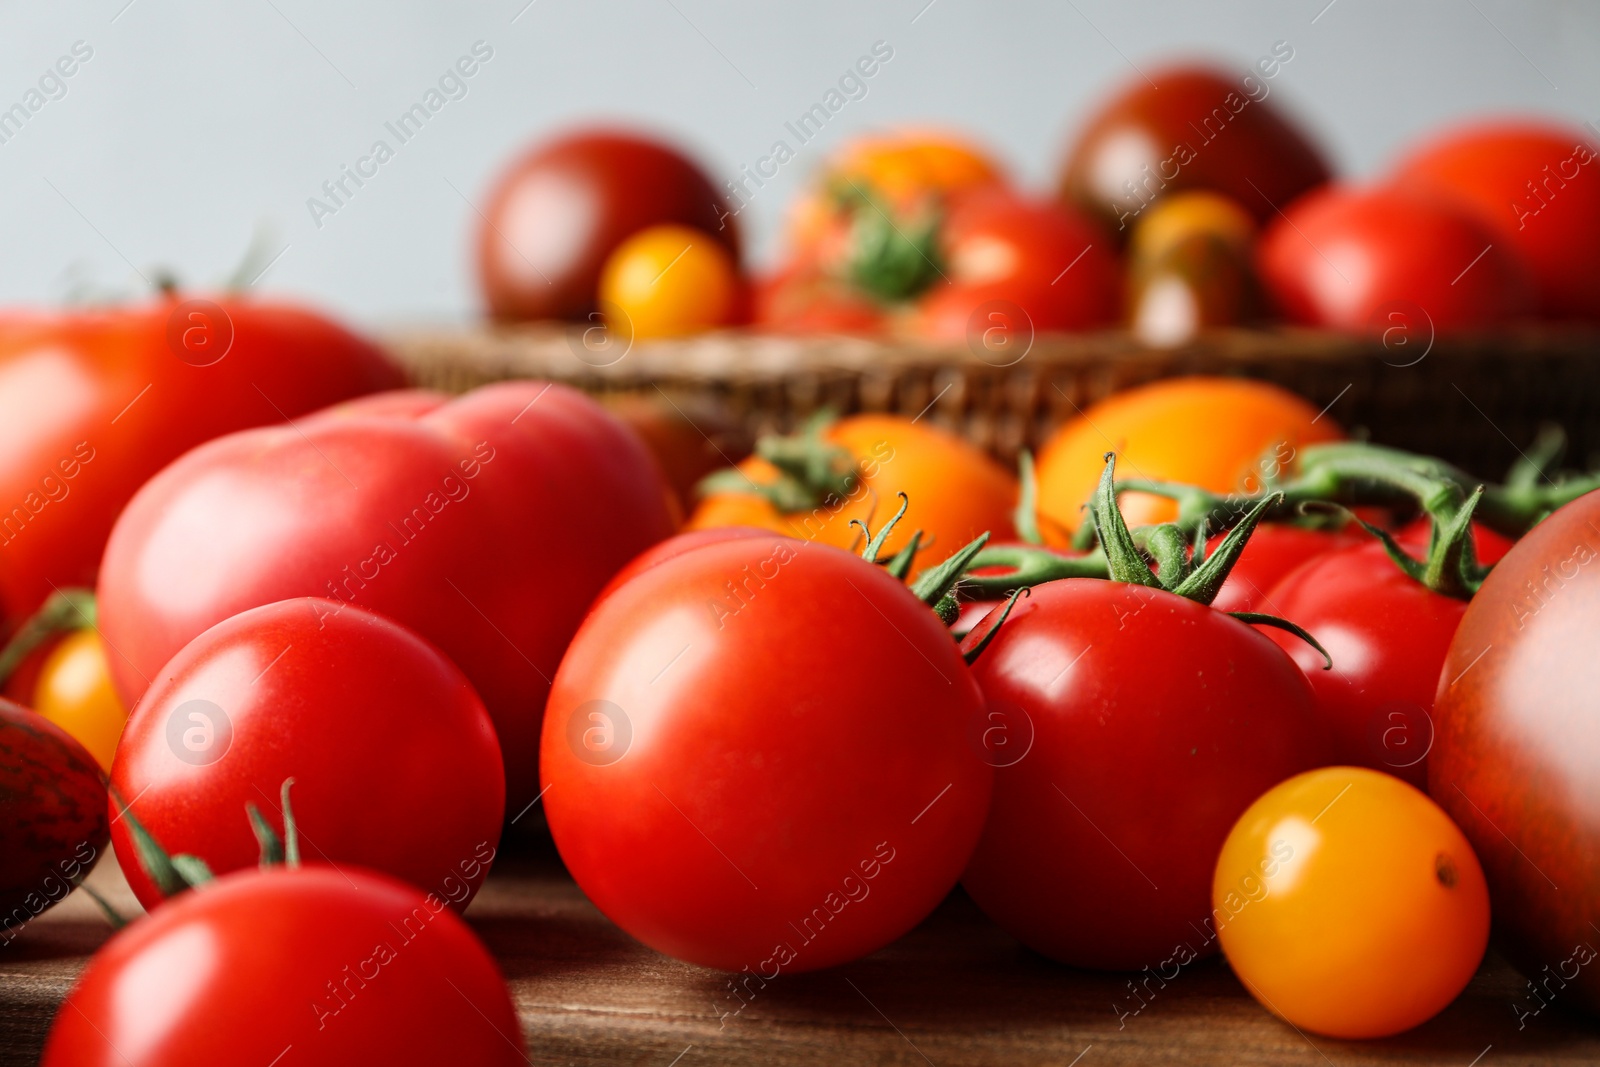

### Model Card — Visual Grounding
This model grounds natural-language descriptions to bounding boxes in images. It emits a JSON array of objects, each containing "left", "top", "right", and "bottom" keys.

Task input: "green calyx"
[
  {"left": 835, "top": 180, "right": 945, "bottom": 302},
  {"left": 1111, "top": 429, "right": 1598, "bottom": 547},
  {"left": 696, "top": 410, "right": 857, "bottom": 513},
  {"left": 1308, "top": 486, "right": 1490, "bottom": 601},
  {"left": 0, "top": 587, "right": 97, "bottom": 686},
  {"left": 116, "top": 777, "right": 303, "bottom": 906}
]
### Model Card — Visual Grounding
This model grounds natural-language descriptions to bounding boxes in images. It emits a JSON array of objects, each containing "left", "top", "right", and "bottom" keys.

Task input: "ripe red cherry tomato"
[
  {"left": 1263, "top": 542, "right": 1466, "bottom": 790},
  {"left": 1257, "top": 185, "right": 1534, "bottom": 334},
  {"left": 542, "top": 535, "right": 991, "bottom": 973},
  {"left": 42, "top": 866, "right": 525, "bottom": 1067},
  {"left": 1208, "top": 524, "right": 1366, "bottom": 613},
  {"left": 97, "top": 382, "right": 677, "bottom": 815},
  {"left": 1392, "top": 122, "right": 1600, "bottom": 321},
  {"left": 1431, "top": 489, "right": 1600, "bottom": 1014},
  {"left": 912, "top": 192, "right": 1120, "bottom": 340},
  {"left": 477, "top": 129, "right": 739, "bottom": 321},
  {"left": 0, "top": 296, "right": 400, "bottom": 628},
  {"left": 961, "top": 579, "right": 1323, "bottom": 970},
  {"left": 110, "top": 599, "right": 504, "bottom": 912}
]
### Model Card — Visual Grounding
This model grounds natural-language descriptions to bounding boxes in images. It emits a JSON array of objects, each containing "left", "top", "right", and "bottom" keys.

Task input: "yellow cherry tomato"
[
  {"left": 598, "top": 224, "right": 740, "bottom": 340},
  {"left": 34, "top": 628, "right": 127, "bottom": 773},
  {"left": 1214, "top": 766, "right": 1489, "bottom": 1039}
]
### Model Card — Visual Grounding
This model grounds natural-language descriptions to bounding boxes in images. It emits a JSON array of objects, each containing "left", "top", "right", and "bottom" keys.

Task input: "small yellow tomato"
[
  {"left": 1214, "top": 766, "right": 1489, "bottom": 1039},
  {"left": 598, "top": 224, "right": 740, "bottom": 340},
  {"left": 34, "top": 629, "right": 127, "bottom": 773}
]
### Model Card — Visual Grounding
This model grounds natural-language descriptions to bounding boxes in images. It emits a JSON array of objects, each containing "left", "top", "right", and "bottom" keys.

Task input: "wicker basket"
[{"left": 385, "top": 325, "right": 1600, "bottom": 478}]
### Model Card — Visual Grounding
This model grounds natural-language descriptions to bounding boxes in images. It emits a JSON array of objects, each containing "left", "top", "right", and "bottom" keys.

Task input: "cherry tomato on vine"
[
  {"left": 961, "top": 578, "right": 1323, "bottom": 970},
  {"left": 110, "top": 598, "right": 504, "bottom": 912},
  {"left": 542, "top": 535, "right": 992, "bottom": 972},
  {"left": 1035, "top": 376, "right": 1341, "bottom": 534},
  {"left": 1215, "top": 766, "right": 1488, "bottom": 1039},
  {"left": 33, "top": 629, "right": 125, "bottom": 773},
  {"left": 43, "top": 866, "right": 525, "bottom": 1066},
  {"left": 1263, "top": 542, "right": 1467, "bottom": 790},
  {"left": 1394, "top": 517, "right": 1513, "bottom": 566},
  {"left": 1208, "top": 524, "right": 1366, "bottom": 614},
  {"left": 598, "top": 224, "right": 743, "bottom": 340}
]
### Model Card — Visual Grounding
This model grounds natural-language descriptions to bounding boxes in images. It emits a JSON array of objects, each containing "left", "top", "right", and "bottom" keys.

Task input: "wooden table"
[{"left": 4, "top": 843, "right": 1597, "bottom": 1066}]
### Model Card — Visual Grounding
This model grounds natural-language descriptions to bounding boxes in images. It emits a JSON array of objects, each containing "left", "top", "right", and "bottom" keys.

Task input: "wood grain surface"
[{"left": 3, "top": 842, "right": 1597, "bottom": 1066}]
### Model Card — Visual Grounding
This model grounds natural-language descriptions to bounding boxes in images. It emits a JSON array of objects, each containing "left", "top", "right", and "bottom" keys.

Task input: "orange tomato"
[
  {"left": 34, "top": 628, "right": 126, "bottom": 773},
  {"left": 788, "top": 130, "right": 1006, "bottom": 270},
  {"left": 1214, "top": 767, "right": 1489, "bottom": 1039},
  {"left": 598, "top": 224, "right": 741, "bottom": 340},
  {"left": 1035, "top": 377, "right": 1341, "bottom": 533},
  {"left": 688, "top": 414, "right": 1016, "bottom": 574}
]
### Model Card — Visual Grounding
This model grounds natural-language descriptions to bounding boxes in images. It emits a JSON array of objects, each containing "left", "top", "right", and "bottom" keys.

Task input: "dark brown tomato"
[
  {"left": 1060, "top": 64, "right": 1330, "bottom": 236},
  {"left": 1430, "top": 489, "right": 1600, "bottom": 1013},
  {"left": 476, "top": 130, "right": 740, "bottom": 322},
  {"left": 0, "top": 699, "right": 107, "bottom": 933}
]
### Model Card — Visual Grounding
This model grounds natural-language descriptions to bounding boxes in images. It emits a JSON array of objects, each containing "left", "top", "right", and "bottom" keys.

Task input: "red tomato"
[
  {"left": 1208, "top": 524, "right": 1366, "bottom": 613},
  {"left": 1392, "top": 122, "right": 1600, "bottom": 320},
  {"left": 0, "top": 296, "right": 400, "bottom": 629},
  {"left": 912, "top": 192, "right": 1120, "bottom": 340},
  {"left": 97, "top": 382, "right": 677, "bottom": 815},
  {"left": 1257, "top": 185, "right": 1534, "bottom": 334},
  {"left": 962, "top": 579, "right": 1323, "bottom": 970},
  {"left": 597, "top": 526, "right": 771, "bottom": 603},
  {"left": 541, "top": 535, "right": 991, "bottom": 973},
  {"left": 0, "top": 699, "right": 106, "bottom": 935},
  {"left": 1264, "top": 543, "right": 1466, "bottom": 790},
  {"left": 477, "top": 129, "right": 739, "bottom": 321},
  {"left": 1431, "top": 489, "right": 1600, "bottom": 1013},
  {"left": 110, "top": 599, "right": 504, "bottom": 912},
  {"left": 43, "top": 866, "right": 524, "bottom": 1066},
  {"left": 753, "top": 265, "right": 886, "bottom": 335}
]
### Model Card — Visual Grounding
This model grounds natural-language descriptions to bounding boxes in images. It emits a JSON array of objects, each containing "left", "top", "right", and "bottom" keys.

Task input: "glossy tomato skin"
[
  {"left": 912, "top": 192, "right": 1121, "bottom": 339},
  {"left": 1431, "top": 489, "right": 1600, "bottom": 1013},
  {"left": 962, "top": 579, "right": 1324, "bottom": 970},
  {"left": 0, "top": 700, "right": 107, "bottom": 931},
  {"left": 1215, "top": 767, "right": 1489, "bottom": 1039},
  {"left": 0, "top": 298, "right": 401, "bottom": 629},
  {"left": 477, "top": 130, "right": 738, "bottom": 322},
  {"left": 542, "top": 536, "right": 992, "bottom": 973},
  {"left": 1061, "top": 64, "right": 1330, "bottom": 233},
  {"left": 1392, "top": 122, "right": 1600, "bottom": 320},
  {"left": 1258, "top": 184, "right": 1534, "bottom": 333},
  {"left": 42, "top": 866, "right": 524, "bottom": 1067},
  {"left": 33, "top": 629, "right": 126, "bottom": 773},
  {"left": 110, "top": 599, "right": 504, "bottom": 912},
  {"left": 97, "top": 382, "right": 677, "bottom": 815},
  {"left": 597, "top": 526, "right": 771, "bottom": 603},
  {"left": 1207, "top": 524, "right": 1365, "bottom": 614},
  {"left": 1265, "top": 543, "right": 1466, "bottom": 790}
]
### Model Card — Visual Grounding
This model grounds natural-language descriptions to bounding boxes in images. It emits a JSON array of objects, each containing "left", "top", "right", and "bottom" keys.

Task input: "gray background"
[{"left": 0, "top": 0, "right": 1594, "bottom": 326}]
